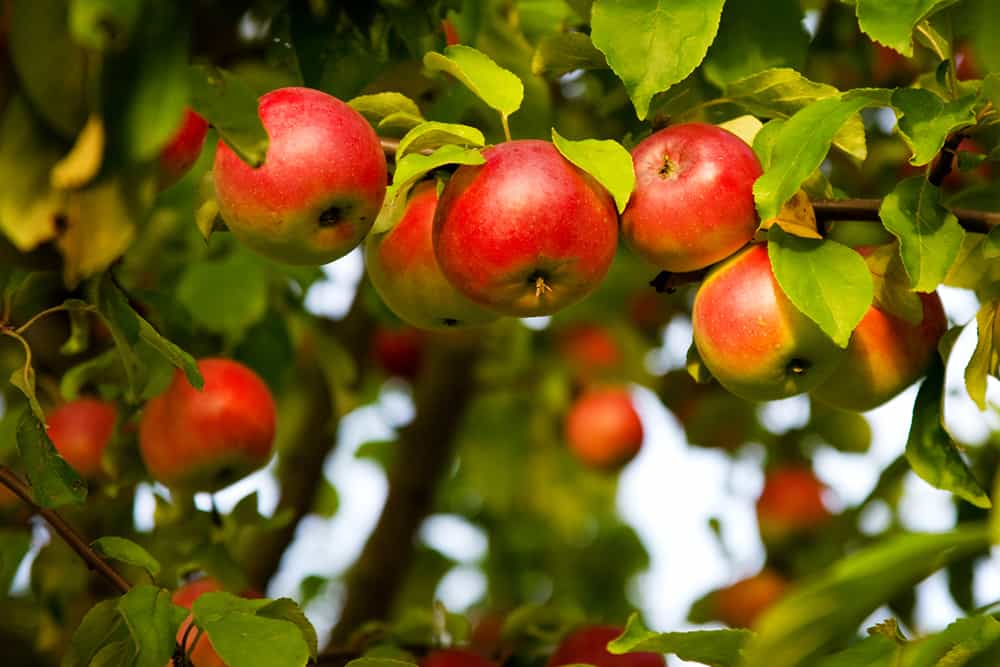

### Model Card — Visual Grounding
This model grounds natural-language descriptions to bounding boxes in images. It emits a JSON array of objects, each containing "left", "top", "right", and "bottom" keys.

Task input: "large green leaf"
[
  {"left": 767, "top": 228, "right": 874, "bottom": 348},
  {"left": 117, "top": 585, "right": 187, "bottom": 667},
  {"left": 590, "top": 0, "right": 726, "bottom": 120},
  {"left": 966, "top": 299, "right": 1000, "bottom": 410},
  {"left": 879, "top": 177, "right": 964, "bottom": 292},
  {"left": 815, "top": 636, "right": 900, "bottom": 666},
  {"left": 63, "top": 599, "right": 132, "bottom": 667},
  {"left": 532, "top": 32, "right": 608, "bottom": 77},
  {"left": 608, "top": 614, "right": 750, "bottom": 666},
  {"left": 892, "top": 88, "right": 977, "bottom": 166},
  {"left": 192, "top": 592, "right": 310, "bottom": 667},
  {"left": 16, "top": 409, "right": 87, "bottom": 508},
  {"left": 551, "top": 128, "right": 634, "bottom": 213},
  {"left": 903, "top": 616, "right": 1000, "bottom": 666},
  {"left": 189, "top": 65, "right": 269, "bottom": 167},
  {"left": 423, "top": 45, "right": 524, "bottom": 131},
  {"left": 856, "top": 0, "right": 957, "bottom": 56}
]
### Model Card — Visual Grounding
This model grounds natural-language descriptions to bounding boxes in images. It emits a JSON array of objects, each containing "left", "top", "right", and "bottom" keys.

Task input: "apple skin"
[
  {"left": 46, "top": 397, "right": 117, "bottom": 479},
  {"left": 421, "top": 649, "right": 496, "bottom": 667},
  {"left": 159, "top": 108, "right": 209, "bottom": 190},
  {"left": 433, "top": 140, "right": 618, "bottom": 317},
  {"left": 213, "top": 86, "right": 388, "bottom": 265},
  {"left": 714, "top": 570, "right": 787, "bottom": 629},
  {"left": 692, "top": 244, "right": 846, "bottom": 401},
  {"left": 372, "top": 327, "right": 425, "bottom": 380},
  {"left": 172, "top": 577, "right": 226, "bottom": 667},
  {"left": 756, "top": 465, "right": 830, "bottom": 544},
  {"left": 549, "top": 625, "right": 665, "bottom": 667},
  {"left": 621, "top": 123, "right": 762, "bottom": 273},
  {"left": 557, "top": 323, "right": 622, "bottom": 379},
  {"left": 366, "top": 182, "right": 499, "bottom": 329},
  {"left": 564, "top": 388, "right": 643, "bottom": 470},
  {"left": 139, "top": 358, "right": 276, "bottom": 491}
]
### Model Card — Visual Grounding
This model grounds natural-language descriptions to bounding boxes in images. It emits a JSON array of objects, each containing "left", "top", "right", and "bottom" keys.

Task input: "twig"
[
  {"left": 812, "top": 198, "right": 1000, "bottom": 234},
  {"left": 0, "top": 465, "right": 131, "bottom": 594},
  {"left": 927, "top": 133, "right": 966, "bottom": 188}
]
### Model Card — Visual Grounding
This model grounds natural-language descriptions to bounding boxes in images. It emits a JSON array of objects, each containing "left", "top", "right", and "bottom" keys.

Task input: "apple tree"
[{"left": 0, "top": 0, "right": 999, "bottom": 666}]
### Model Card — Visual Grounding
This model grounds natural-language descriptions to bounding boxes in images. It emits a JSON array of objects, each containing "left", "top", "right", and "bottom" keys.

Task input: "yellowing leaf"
[
  {"left": 759, "top": 189, "right": 821, "bottom": 239},
  {"left": 50, "top": 114, "right": 105, "bottom": 190}
]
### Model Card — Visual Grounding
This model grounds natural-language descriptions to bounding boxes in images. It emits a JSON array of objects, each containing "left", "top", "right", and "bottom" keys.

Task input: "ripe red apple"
[
  {"left": 756, "top": 465, "right": 830, "bottom": 543},
  {"left": 172, "top": 577, "right": 226, "bottom": 667},
  {"left": 549, "top": 625, "right": 665, "bottom": 667},
  {"left": 557, "top": 323, "right": 622, "bottom": 379},
  {"left": 621, "top": 123, "right": 762, "bottom": 273},
  {"left": 422, "top": 649, "right": 496, "bottom": 667},
  {"left": 213, "top": 86, "right": 388, "bottom": 265},
  {"left": 433, "top": 140, "right": 618, "bottom": 317},
  {"left": 372, "top": 327, "right": 425, "bottom": 380},
  {"left": 564, "top": 387, "right": 643, "bottom": 469},
  {"left": 366, "top": 181, "right": 498, "bottom": 329},
  {"left": 139, "top": 358, "right": 276, "bottom": 491},
  {"left": 46, "top": 397, "right": 117, "bottom": 479},
  {"left": 691, "top": 244, "right": 846, "bottom": 401},
  {"left": 714, "top": 569, "right": 787, "bottom": 629},
  {"left": 158, "top": 108, "right": 209, "bottom": 190}
]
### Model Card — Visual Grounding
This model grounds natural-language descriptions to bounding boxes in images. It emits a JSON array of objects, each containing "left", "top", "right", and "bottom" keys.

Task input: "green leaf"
[
  {"left": 856, "top": 0, "right": 956, "bottom": 57},
  {"left": 741, "top": 526, "right": 990, "bottom": 667},
  {"left": 903, "top": 616, "right": 1000, "bottom": 666},
  {"left": 258, "top": 598, "right": 319, "bottom": 659},
  {"left": 189, "top": 65, "right": 269, "bottom": 167},
  {"left": 879, "top": 177, "right": 964, "bottom": 292},
  {"left": 378, "top": 112, "right": 425, "bottom": 133},
  {"left": 966, "top": 300, "right": 1000, "bottom": 410},
  {"left": 60, "top": 349, "right": 120, "bottom": 400},
  {"left": 62, "top": 299, "right": 93, "bottom": 355},
  {"left": 90, "top": 641, "right": 136, "bottom": 667},
  {"left": 348, "top": 92, "right": 423, "bottom": 125},
  {"left": 892, "top": 88, "right": 977, "bottom": 166},
  {"left": 532, "top": 32, "right": 608, "bottom": 77},
  {"left": 423, "top": 45, "right": 524, "bottom": 127},
  {"left": 814, "top": 635, "right": 901, "bottom": 667},
  {"left": 91, "top": 536, "right": 161, "bottom": 579},
  {"left": 0, "top": 528, "right": 31, "bottom": 594},
  {"left": 983, "top": 73, "right": 1000, "bottom": 110},
  {"left": 551, "top": 128, "right": 634, "bottom": 213},
  {"left": 192, "top": 592, "right": 310, "bottom": 667},
  {"left": 608, "top": 614, "right": 750, "bottom": 667},
  {"left": 396, "top": 121, "right": 485, "bottom": 159},
  {"left": 63, "top": 598, "right": 132, "bottom": 667},
  {"left": 117, "top": 585, "right": 187, "bottom": 667},
  {"left": 591, "top": 0, "right": 726, "bottom": 120},
  {"left": 864, "top": 244, "right": 924, "bottom": 325},
  {"left": 16, "top": 409, "right": 87, "bottom": 508},
  {"left": 68, "top": 0, "right": 142, "bottom": 51},
  {"left": 907, "top": 356, "right": 991, "bottom": 508},
  {"left": 767, "top": 228, "right": 874, "bottom": 348},
  {"left": 177, "top": 250, "right": 269, "bottom": 342},
  {"left": 754, "top": 90, "right": 888, "bottom": 222},
  {"left": 9, "top": 354, "right": 44, "bottom": 423},
  {"left": 702, "top": 0, "right": 808, "bottom": 87},
  {"left": 92, "top": 275, "right": 143, "bottom": 400}
]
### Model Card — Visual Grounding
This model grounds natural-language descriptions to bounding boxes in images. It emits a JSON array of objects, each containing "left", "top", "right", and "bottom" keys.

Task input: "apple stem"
[{"left": 535, "top": 275, "right": 552, "bottom": 298}]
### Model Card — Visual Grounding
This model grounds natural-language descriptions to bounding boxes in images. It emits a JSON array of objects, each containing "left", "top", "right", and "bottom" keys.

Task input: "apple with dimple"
[
  {"left": 366, "top": 181, "right": 498, "bottom": 329},
  {"left": 159, "top": 108, "right": 209, "bottom": 190},
  {"left": 139, "top": 358, "right": 276, "bottom": 491},
  {"left": 565, "top": 387, "right": 643, "bottom": 470},
  {"left": 692, "top": 244, "right": 846, "bottom": 401},
  {"left": 714, "top": 569, "right": 787, "bottom": 629},
  {"left": 433, "top": 140, "right": 618, "bottom": 317},
  {"left": 621, "top": 123, "right": 762, "bottom": 273},
  {"left": 757, "top": 465, "right": 830, "bottom": 544},
  {"left": 47, "top": 397, "right": 117, "bottom": 478},
  {"left": 213, "top": 86, "right": 387, "bottom": 265},
  {"left": 549, "top": 625, "right": 665, "bottom": 667}
]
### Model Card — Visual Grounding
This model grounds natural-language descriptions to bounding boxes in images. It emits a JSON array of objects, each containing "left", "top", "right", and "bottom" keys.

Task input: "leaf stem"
[
  {"left": 1, "top": 328, "right": 35, "bottom": 399},
  {"left": 501, "top": 114, "right": 512, "bottom": 142},
  {"left": 14, "top": 303, "right": 94, "bottom": 335}
]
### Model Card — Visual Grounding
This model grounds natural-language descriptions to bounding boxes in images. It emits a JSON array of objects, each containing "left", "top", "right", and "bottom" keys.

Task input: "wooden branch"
[
  {"left": 813, "top": 199, "right": 1000, "bottom": 234},
  {"left": 0, "top": 466, "right": 131, "bottom": 595}
]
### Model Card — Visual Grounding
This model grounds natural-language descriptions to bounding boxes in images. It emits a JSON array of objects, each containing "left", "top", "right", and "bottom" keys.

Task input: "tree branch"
[
  {"left": 813, "top": 198, "right": 1000, "bottom": 234},
  {"left": 0, "top": 465, "right": 131, "bottom": 595},
  {"left": 325, "top": 333, "right": 481, "bottom": 648}
]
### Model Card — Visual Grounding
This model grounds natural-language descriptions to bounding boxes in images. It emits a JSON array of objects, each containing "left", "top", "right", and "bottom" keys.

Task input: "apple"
[
  {"left": 172, "top": 577, "right": 226, "bottom": 667},
  {"left": 954, "top": 42, "right": 981, "bottom": 81},
  {"left": 433, "top": 140, "right": 618, "bottom": 317},
  {"left": 714, "top": 569, "right": 787, "bottom": 629},
  {"left": 213, "top": 86, "right": 388, "bottom": 265},
  {"left": 556, "top": 323, "right": 622, "bottom": 379},
  {"left": 159, "top": 108, "right": 209, "bottom": 190},
  {"left": 756, "top": 465, "right": 830, "bottom": 544},
  {"left": 366, "top": 181, "right": 499, "bottom": 329},
  {"left": 691, "top": 244, "right": 846, "bottom": 401},
  {"left": 372, "top": 327, "right": 425, "bottom": 380},
  {"left": 549, "top": 625, "right": 665, "bottom": 667},
  {"left": 139, "top": 358, "right": 276, "bottom": 491},
  {"left": 564, "top": 387, "right": 643, "bottom": 470},
  {"left": 621, "top": 123, "right": 762, "bottom": 273},
  {"left": 46, "top": 397, "right": 117, "bottom": 479},
  {"left": 421, "top": 649, "right": 495, "bottom": 667}
]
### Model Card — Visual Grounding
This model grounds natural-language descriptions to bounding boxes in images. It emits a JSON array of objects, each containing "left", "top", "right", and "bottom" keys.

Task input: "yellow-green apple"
[
  {"left": 139, "top": 358, "right": 276, "bottom": 491},
  {"left": 158, "top": 108, "right": 209, "bottom": 190},
  {"left": 714, "top": 569, "right": 787, "bottom": 629},
  {"left": 564, "top": 387, "right": 643, "bottom": 469},
  {"left": 756, "top": 465, "right": 830, "bottom": 544},
  {"left": 46, "top": 397, "right": 117, "bottom": 478},
  {"left": 549, "top": 625, "right": 665, "bottom": 667},
  {"left": 621, "top": 123, "right": 762, "bottom": 272},
  {"left": 433, "top": 140, "right": 618, "bottom": 317},
  {"left": 691, "top": 244, "right": 846, "bottom": 401},
  {"left": 213, "top": 86, "right": 388, "bottom": 265},
  {"left": 366, "top": 181, "right": 498, "bottom": 329},
  {"left": 422, "top": 649, "right": 496, "bottom": 667},
  {"left": 372, "top": 326, "right": 425, "bottom": 380}
]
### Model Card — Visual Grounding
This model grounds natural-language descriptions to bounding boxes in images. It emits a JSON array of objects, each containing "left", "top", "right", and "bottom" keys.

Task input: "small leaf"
[
  {"left": 892, "top": 88, "right": 977, "bottom": 166},
  {"left": 258, "top": 598, "right": 319, "bottom": 659},
  {"left": 591, "top": 0, "right": 725, "bottom": 120},
  {"left": 532, "top": 32, "right": 608, "bottom": 77},
  {"left": 348, "top": 92, "right": 423, "bottom": 125},
  {"left": 423, "top": 45, "right": 524, "bottom": 126},
  {"left": 551, "top": 128, "right": 634, "bottom": 213},
  {"left": 717, "top": 115, "right": 763, "bottom": 147},
  {"left": 92, "top": 274, "right": 143, "bottom": 400},
  {"left": 378, "top": 112, "right": 425, "bottom": 133},
  {"left": 16, "top": 409, "right": 87, "bottom": 508},
  {"left": 189, "top": 65, "right": 269, "bottom": 167},
  {"left": 192, "top": 592, "right": 310, "bottom": 667},
  {"left": 759, "top": 189, "right": 821, "bottom": 239},
  {"left": 396, "top": 121, "right": 484, "bottom": 159},
  {"left": 61, "top": 299, "right": 93, "bottom": 355},
  {"left": 965, "top": 300, "right": 1000, "bottom": 411},
  {"left": 50, "top": 114, "right": 105, "bottom": 190},
  {"left": 91, "top": 536, "right": 161, "bottom": 578},
  {"left": 856, "top": 0, "right": 956, "bottom": 57},
  {"left": 907, "top": 356, "right": 991, "bottom": 508},
  {"left": 768, "top": 228, "right": 874, "bottom": 348},
  {"left": 176, "top": 250, "right": 269, "bottom": 342},
  {"left": 63, "top": 599, "right": 131, "bottom": 667},
  {"left": 9, "top": 357, "right": 45, "bottom": 423},
  {"left": 608, "top": 614, "right": 751, "bottom": 667},
  {"left": 879, "top": 177, "right": 964, "bottom": 292},
  {"left": 864, "top": 244, "right": 924, "bottom": 325},
  {"left": 136, "top": 317, "right": 203, "bottom": 390},
  {"left": 117, "top": 585, "right": 187, "bottom": 667}
]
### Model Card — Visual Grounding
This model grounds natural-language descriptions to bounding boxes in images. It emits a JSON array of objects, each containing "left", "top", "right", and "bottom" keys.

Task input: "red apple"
[
  {"left": 441, "top": 19, "right": 460, "bottom": 46},
  {"left": 549, "top": 625, "right": 665, "bottom": 667},
  {"left": 171, "top": 577, "right": 230, "bottom": 667},
  {"left": 714, "top": 569, "right": 787, "bottom": 629},
  {"left": 213, "top": 86, "right": 388, "bottom": 265},
  {"left": 564, "top": 387, "right": 643, "bottom": 469},
  {"left": 159, "top": 108, "right": 209, "bottom": 190},
  {"left": 372, "top": 327, "right": 425, "bottom": 380},
  {"left": 46, "top": 397, "right": 117, "bottom": 479},
  {"left": 433, "top": 140, "right": 618, "bottom": 317},
  {"left": 621, "top": 123, "right": 762, "bottom": 273},
  {"left": 756, "top": 465, "right": 830, "bottom": 543},
  {"left": 691, "top": 244, "right": 846, "bottom": 401},
  {"left": 366, "top": 181, "right": 498, "bottom": 329},
  {"left": 557, "top": 323, "right": 622, "bottom": 379},
  {"left": 421, "top": 649, "right": 495, "bottom": 667},
  {"left": 139, "top": 358, "right": 276, "bottom": 491},
  {"left": 954, "top": 42, "right": 980, "bottom": 81}
]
